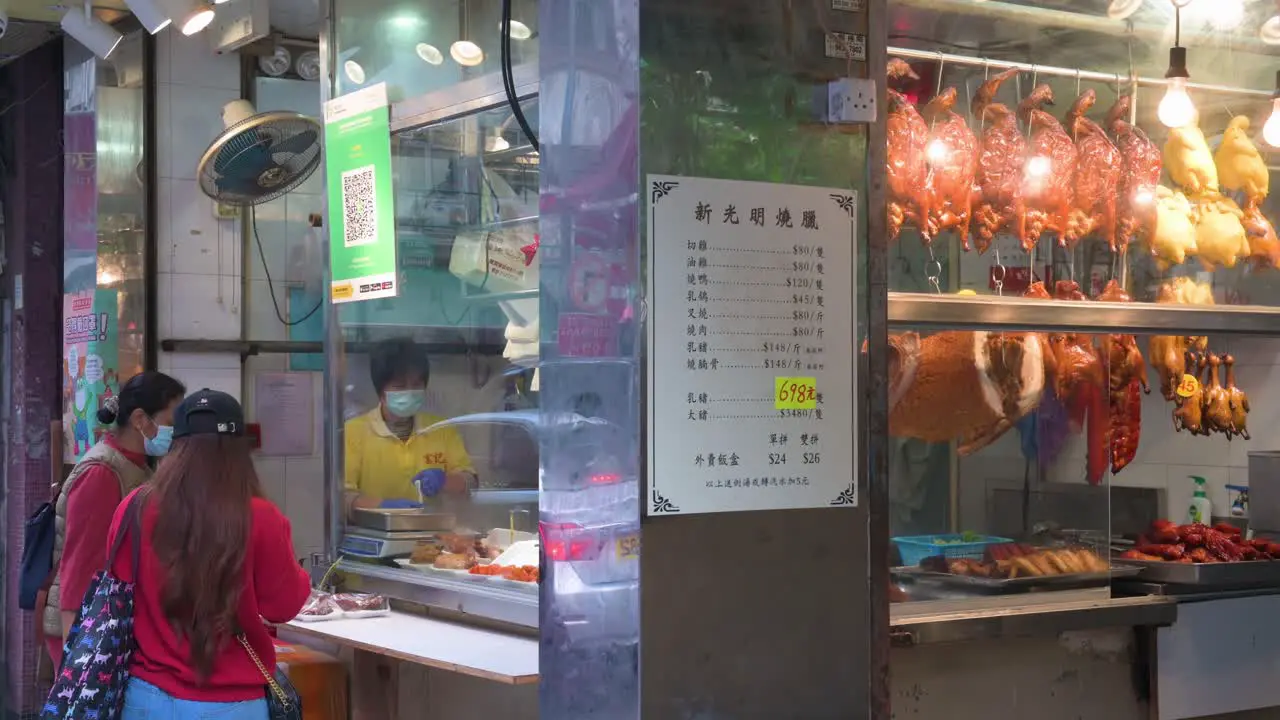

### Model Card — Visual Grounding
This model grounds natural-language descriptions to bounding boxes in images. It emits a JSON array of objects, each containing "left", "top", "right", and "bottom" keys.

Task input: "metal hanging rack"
[{"left": 887, "top": 46, "right": 1272, "bottom": 99}]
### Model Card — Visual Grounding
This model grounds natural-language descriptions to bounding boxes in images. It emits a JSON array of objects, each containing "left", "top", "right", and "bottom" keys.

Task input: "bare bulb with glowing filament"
[
  {"left": 925, "top": 138, "right": 948, "bottom": 165},
  {"left": 1159, "top": 77, "right": 1196, "bottom": 129},
  {"left": 1264, "top": 98, "right": 1280, "bottom": 148}
]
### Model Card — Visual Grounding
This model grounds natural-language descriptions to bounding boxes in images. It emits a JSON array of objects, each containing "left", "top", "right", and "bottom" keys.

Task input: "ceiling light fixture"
[
  {"left": 500, "top": 19, "right": 532, "bottom": 40},
  {"left": 156, "top": 0, "right": 215, "bottom": 36},
  {"left": 343, "top": 59, "right": 366, "bottom": 85},
  {"left": 486, "top": 128, "right": 510, "bottom": 153},
  {"left": 416, "top": 42, "right": 444, "bottom": 65},
  {"left": 295, "top": 50, "right": 321, "bottom": 81},
  {"left": 451, "top": 3, "right": 484, "bottom": 66},
  {"left": 61, "top": 3, "right": 123, "bottom": 60},
  {"left": 1262, "top": 14, "right": 1280, "bottom": 45},
  {"left": 1263, "top": 71, "right": 1280, "bottom": 148},
  {"left": 1158, "top": 1, "right": 1197, "bottom": 129},
  {"left": 1209, "top": 0, "right": 1245, "bottom": 31},
  {"left": 121, "top": 0, "right": 171, "bottom": 34},
  {"left": 258, "top": 45, "right": 291, "bottom": 77},
  {"left": 1107, "top": 0, "right": 1144, "bottom": 20}
]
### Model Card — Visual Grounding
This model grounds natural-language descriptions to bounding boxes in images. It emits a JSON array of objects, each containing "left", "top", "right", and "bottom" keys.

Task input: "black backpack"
[{"left": 19, "top": 500, "right": 57, "bottom": 611}]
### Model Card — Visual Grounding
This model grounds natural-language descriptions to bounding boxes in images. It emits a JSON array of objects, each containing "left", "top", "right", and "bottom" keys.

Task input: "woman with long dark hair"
[
  {"left": 42, "top": 371, "right": 185, "bottom": 668},
  {"left": 107, "top": 389, "right": 310, "bottom": 718}
]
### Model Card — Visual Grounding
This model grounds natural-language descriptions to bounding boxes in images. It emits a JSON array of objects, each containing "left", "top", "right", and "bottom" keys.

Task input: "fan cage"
[{"left": 197, "top": 110, "right": 323, "bottom": 207}]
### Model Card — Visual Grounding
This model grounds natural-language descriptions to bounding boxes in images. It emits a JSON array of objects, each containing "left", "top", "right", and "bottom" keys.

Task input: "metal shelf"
[{"left": 887, "top": 292, "right": 1280, "bottom": 336}]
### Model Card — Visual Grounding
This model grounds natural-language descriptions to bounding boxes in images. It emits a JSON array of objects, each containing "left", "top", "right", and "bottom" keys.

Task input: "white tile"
[
  {"left": 165, "top": 179, "right": 239, "bottom": 275},
  {"left": 253, "top": 457, "right": 287, "bottom": 509},
  {"left": 163, "top": 351, "right": 241, "bottom": 371},
  {"left": 1110, "top": 461, "right": 1168, "bottom": 490},
  {"left": 156, "top": 85, "right": 174, "bottom": 179},
  {"left": 169, "top": 367, "right": 241, "bottom": 400},
  {"left": 156, "top": 272, "right": 174, "bottom": 338},
  {"left": 164, "top": 31, "right": 241, "bottom": 91},
  {"left": 167, "top": 273, "right": 242, "bottom": 340},
  {"left": 246, "top": 201, "right": 289, "bottom": 283},
  {"left": 165, "top": 85, "right": 240, "bottom": 182},
  {"left": 245, "top": 280, "right": 289, "bottom": 342}
]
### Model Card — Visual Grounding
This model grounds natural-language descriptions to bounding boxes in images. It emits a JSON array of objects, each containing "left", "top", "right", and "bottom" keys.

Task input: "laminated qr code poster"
[
  {"left": 324, "top": 83, "right": 398, "bottom": 304},
  {"left": 341, "top": 165, "right": 378, "bottom": 247}
]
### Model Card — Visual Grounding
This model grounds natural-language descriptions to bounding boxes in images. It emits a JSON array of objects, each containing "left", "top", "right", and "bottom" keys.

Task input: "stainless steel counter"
[{"left": 890, "top": 592, "right": 1177, "bottom": 646}]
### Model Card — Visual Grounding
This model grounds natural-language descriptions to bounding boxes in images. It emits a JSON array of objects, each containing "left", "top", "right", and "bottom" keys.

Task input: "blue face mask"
[
  {"left": 384, "top": 390, "right": 425, "bottom": 418},
  {"left": 144, "top": 424, "right": 174, "bottom": 457}
]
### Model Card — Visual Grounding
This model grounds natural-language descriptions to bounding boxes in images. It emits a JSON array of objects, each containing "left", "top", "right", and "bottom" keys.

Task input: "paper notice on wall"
[
  {"left": 255, "top": 372, "right": 315, "bottom": 457},
  {"left": 645, "top": 174, "right": 858, "bottom": 516}
]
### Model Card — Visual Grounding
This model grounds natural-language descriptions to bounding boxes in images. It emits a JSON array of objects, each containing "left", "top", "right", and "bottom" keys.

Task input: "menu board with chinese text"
[{"left": 647, "top": 175, "right": 857, "bottom": 515}]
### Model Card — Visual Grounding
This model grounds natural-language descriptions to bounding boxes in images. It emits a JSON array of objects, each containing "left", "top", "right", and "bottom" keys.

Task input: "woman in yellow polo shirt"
[{"left": 345, "top": 338, "right": 477, "bottom": 511}]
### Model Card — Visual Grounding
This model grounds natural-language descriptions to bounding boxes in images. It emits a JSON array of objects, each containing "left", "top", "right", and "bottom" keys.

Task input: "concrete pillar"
[{"left": 2, "top": 39, "right": 65, "bottom": 716}]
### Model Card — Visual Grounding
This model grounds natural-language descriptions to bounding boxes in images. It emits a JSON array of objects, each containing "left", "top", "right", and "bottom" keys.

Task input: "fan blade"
[{"left": 268, "top": 128, "right": 319, "bottom": 159}]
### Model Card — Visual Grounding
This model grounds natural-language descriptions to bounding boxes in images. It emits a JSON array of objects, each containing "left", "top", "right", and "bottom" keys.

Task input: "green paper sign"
[{"left": 323, "top": 82, "right": 398, "bottom": 303}]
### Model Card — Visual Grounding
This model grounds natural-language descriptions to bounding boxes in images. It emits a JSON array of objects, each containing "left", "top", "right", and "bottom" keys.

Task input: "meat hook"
[{"left": 926, "top": 243, "right": 943, "bottom": 294}]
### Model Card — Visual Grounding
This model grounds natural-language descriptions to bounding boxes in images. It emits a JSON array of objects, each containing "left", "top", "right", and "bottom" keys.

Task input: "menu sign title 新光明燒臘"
[{"left": 646, "top": 175, "right": 857, "bottom": 515}]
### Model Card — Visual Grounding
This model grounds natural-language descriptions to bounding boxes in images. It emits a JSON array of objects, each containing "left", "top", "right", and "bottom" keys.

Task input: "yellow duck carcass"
[
  {"left": 1192, "top": 192, "right": 1249, "bottom": 270},
  {"left": 1215, "top": 116, "right": 1269, "bottom": 204},
  {"left": 1148, "top": 185, "right": 1197, "bottom": 269},
  {"left": 1165, "top": 120, "right": 1219, "bottom": 196}
]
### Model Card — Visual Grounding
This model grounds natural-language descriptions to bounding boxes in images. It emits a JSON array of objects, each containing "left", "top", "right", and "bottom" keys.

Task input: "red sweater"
[
  {"left": 107, "top": 490, "right": 311, "bottom": 702},
  {"left": 60, "top": 435, "right": 147, "bottom": 612}
]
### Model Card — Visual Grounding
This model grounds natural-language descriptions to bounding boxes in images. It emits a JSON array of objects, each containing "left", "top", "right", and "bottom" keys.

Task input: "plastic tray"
[{"left": 893, "top": 534, "right": 1013, "bottom": 565}]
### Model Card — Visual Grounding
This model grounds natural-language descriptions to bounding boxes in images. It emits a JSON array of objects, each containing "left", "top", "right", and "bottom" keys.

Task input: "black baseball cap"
[{"left": 173, "top": 389, "right": 245, "bottom": 439}]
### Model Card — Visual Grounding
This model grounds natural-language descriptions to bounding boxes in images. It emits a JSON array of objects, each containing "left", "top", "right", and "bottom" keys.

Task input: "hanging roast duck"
[
  {"left": 922, "top": 86, "right": 978, "bottom": 249},
  {"left": 1065, "top": 89, "right": 1121, "bottom": 251},
  {"left": 972, "top": 68, "right": 1027, "bottom": 252},
  {"left": 886, "top": 59, "right": 932, "bottom": 243},
  {"left": 1019, "top": 84, "right": 1084, "bottom": 248},
  {"left": 1106, "top": 95, "right": 1162, "bottom": 248}
]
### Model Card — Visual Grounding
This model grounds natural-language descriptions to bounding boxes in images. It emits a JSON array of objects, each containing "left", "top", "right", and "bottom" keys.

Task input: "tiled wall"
[{"left": 154, "top": 30, "right": 243, "bottom": 398}]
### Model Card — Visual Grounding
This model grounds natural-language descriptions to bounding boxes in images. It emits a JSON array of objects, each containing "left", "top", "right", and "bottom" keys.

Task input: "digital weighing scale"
[
  {"left": 339, "top": 527, "right": 441, "bottom": 559},
  {"left": 339, "top": 508, "right": 456, "bottom": 560}
]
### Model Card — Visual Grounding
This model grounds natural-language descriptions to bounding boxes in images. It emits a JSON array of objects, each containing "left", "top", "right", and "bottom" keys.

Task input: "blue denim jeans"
[{"left": 123, "top": 677, "right": 267, "bottom": 720}]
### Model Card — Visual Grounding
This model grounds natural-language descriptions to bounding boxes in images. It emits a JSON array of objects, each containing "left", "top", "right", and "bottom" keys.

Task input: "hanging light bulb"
[
  {"left": 1264, "top": 71, "right": 1280, "bottom": 148},
  {"left": 1262, "top": 15, "right": 1280, "bottom": 45},
  {"left": 925, "top": 138, "right": 948, "bottom": 165},
  {"left": 450, "top": 40, "right": 484, "bottom": 66},
  {"left": 1158, "top": 18, "right": 1196, "bottom": 130}
]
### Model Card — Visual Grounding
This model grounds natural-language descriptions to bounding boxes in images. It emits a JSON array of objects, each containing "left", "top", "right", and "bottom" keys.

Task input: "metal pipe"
[
  {"left": 889, "top": 45, "right": 1273, "bottom": 98},
  {"left": 892, "top": 0, "right": 1276, "bottom": 53}
]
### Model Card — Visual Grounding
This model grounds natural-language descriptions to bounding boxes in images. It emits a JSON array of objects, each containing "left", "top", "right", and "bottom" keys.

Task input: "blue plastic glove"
[
  {"left": 379, "top": 498, "right": 422, "bottom": 509},
  {"left": 413, "top": 468, "right": 447, "bottom": 498}
]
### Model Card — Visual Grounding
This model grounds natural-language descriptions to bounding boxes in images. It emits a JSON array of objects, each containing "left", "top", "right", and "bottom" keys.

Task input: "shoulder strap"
[{"left": 103, "top": 491, "right": 145, "bottom": 575}]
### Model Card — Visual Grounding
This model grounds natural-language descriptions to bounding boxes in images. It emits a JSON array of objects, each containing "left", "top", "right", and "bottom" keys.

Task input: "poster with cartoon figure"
[{"left": 63, "top": 289, "right": 118, "bottom": 462}]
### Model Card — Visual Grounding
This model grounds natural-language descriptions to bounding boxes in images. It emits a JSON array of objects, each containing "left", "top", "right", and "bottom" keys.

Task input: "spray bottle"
[{"left": 1186, "top": 476, "right": 1212, "bottom": 526}]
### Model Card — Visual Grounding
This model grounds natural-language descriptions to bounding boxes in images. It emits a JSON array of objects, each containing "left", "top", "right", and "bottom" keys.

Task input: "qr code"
[{"left": 341, "top": 165, "right": 377, "bottom": 247}]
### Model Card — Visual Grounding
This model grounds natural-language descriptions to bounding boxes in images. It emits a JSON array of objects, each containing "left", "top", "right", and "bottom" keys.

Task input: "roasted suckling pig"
[
  {"left": 887, "top": 328, "right": 1045, "bottom": 456},
  {"left": 1098, "top": 280, "right": 1148, "bottom": 473},
  {"left": 922, "top": 86, "right": 978, "bottom": 249},
  {"left": 1224, "top": 354, "right": 1250, "bottom": 440},
  {"left": 887, "top": 59, "right": 932, "bottom": 243},
  {"left": 1106, "top": 95, "right": 1162, "bottom": 247},
  {"left": 1065, "top": 90, "right": 1121, "bottom": 250},
  {"left": 972, "top": 68, "right": 1028, "bottom": 252},
  {"left": 1020, "top": 84, "right": 1083, "bottom": 247}
]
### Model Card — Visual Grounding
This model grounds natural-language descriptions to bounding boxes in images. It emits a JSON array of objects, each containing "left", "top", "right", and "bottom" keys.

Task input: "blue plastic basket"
[{"left": 893, "top": 534, "right": 1014, "bottom": 566}]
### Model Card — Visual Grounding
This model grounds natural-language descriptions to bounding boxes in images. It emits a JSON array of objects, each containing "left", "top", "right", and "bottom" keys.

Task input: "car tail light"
[{"left": 540, "top": 522, "right": 603, "bottom": 562}]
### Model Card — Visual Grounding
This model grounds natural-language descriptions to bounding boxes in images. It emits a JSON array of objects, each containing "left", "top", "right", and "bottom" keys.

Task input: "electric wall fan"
[{"left": 196, "top": 100, "right": 322, "bottom": 206}]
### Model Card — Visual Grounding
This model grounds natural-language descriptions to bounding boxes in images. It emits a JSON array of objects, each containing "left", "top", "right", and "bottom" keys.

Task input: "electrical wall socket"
[{"left": 827, "top": 77, "right": 877, "bottom": 124}]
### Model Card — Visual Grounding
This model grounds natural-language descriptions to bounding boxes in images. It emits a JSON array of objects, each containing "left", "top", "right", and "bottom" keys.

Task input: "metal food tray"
[
  {"left": 1116, "top": 558, "right": 1280, "bottom": 586},
  {"left": 894, "top": 565, "right": 1140, "bottom": 591}
]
